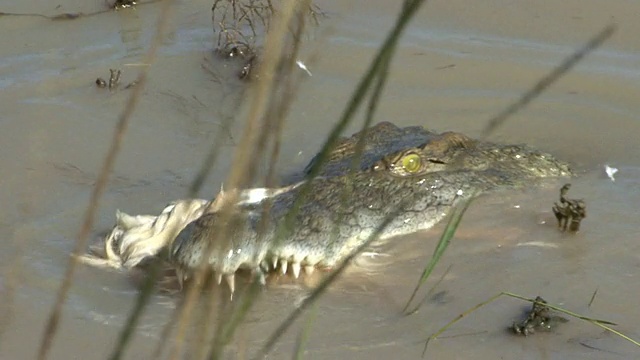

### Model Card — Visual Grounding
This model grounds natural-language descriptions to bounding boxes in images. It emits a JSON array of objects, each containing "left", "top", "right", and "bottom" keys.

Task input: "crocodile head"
[{"left": 169, "top": 123, "right": 572, "bottom": 293}]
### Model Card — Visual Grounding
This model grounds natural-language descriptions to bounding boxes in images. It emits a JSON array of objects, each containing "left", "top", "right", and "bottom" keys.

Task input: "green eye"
[{"left": 401, "top": 153, "right": 421, "bottom": 173}]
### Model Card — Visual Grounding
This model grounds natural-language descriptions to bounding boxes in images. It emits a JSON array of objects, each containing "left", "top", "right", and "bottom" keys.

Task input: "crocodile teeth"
[
  {"left": 304, "top": 266, "right": 314, "bottom": 275},
  {"left": 272, "top": 257, "right": 278, "bottom": 270},
  {"left": 216, "top": 272, "right": 223, "bottom": 285},
  {"left": 225, "top": 274, "right": 235, "bottom": 299},
  {"left": 280, "top": 260, "right": 288, "bottom": 275},
  {"left": 291, "top": 262, "right": 301, "bottom": 279}
]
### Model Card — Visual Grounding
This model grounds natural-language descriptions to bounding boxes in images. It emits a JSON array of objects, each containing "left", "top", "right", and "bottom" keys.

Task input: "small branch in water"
[{"left": 588, "top": 287, "right": 599, "bottom": 308}]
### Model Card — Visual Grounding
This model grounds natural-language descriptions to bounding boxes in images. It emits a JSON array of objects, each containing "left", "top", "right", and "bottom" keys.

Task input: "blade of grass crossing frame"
[
  {"left": 423, "top": 292, "right": 639, "bottom": 357},
  {"left": 37, "top": 1, "right": 176, "bottom": 359},
  {"left": 108, "top": 262, "right": 162, "bottom": 360},
  {"left": 253, "top": 201, "right": 409, "bottom": 360},
  {"left": 403, "top": 195, "right": 475, "bottom": 314},
  {"left": 481, "top": 24, "right": 615, "bottom": 138},
  {"left": 292, "top": 304, "right": 318, "bottom": 360},
  {"left": 299, "top": 0, "right": 428, "bottom": 185},
  {"left": 254, "top": 2, "right": 429, "bottom": 357},
  {"left": 208, "top": 278, "right": 263, "bottom": 360}
]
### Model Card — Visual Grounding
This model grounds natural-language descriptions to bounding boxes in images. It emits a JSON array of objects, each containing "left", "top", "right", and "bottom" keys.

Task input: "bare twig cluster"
[{"left": 212, "top": 0, "right": 275, "bottom": 58}]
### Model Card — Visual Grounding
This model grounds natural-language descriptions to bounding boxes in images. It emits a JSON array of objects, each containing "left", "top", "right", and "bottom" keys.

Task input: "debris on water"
[
  {"left": 210, "top": 0, "right": 322, "bottom": 81},
  {"left": 515, "top": 241, "right": 559, "bottom": 249},
  {"left": 215, "top": 43, "right": 255, "bottom": 60},
  {"left": 239, "top": 55, "right": 258, "bottom": 80},
  {"left": 95, "top": 69, "right": 137, "bottom": 91},
  {"left": 124, "top": 80, "right": 138, "bottom": 89},
  {"left": 605, "top": 164, "right": 618, "bottom": 181},
  {"left": 95, "top": 77, "right": 107, "bottom": 88},
  {"left": 512, "top": 296, "right": 568, "bottom": 336},
  {"left": 552, "top": 183, "right": 586, "bottom": 232},
  {"left": 296, "top": 60, "right": 312, "bottom": 76},
  {"left": 94, "top": 69, "right": 121, "bottom": 90},
  {"left": 212, "top": 42, "right": 259, "bottom": 80},
  {"left": 108, "top": 68, "right": 121, "bottom": 90},
  {"left": 112, "top": 0, "right": 137, "bottom": 10}
]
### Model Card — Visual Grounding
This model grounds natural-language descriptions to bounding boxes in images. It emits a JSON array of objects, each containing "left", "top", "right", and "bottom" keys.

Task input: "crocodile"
[{"left": 168, "top": 122, "right": 572, "bottom": 293}]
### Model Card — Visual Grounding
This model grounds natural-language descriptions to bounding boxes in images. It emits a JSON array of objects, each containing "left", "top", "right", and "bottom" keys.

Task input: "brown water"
[{"left": 1, "top": 0, "right": 640, "bottom": 359}]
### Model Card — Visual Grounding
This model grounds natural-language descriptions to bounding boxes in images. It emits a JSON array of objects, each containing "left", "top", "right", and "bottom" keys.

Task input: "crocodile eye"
[{"left": 401, "top": 153, "right": 421, "bottom": 173}]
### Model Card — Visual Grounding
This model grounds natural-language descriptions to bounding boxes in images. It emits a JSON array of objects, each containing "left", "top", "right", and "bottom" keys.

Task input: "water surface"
[{"left": 1, "top": 0, "right": 639, "bottom": 358}]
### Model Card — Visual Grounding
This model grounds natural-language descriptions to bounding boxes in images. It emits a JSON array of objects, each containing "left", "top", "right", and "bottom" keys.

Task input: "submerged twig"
[{"left": 588, "top": 287, "right": 598, "bottom": 308}]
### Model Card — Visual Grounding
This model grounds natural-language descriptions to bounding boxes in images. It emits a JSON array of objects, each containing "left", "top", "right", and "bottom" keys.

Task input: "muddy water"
[{"left": 1, "top": 0, "right": 639, "bottom": 359}]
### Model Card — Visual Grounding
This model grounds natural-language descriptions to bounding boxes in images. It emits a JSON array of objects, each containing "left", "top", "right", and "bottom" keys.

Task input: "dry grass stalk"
[
  {"left": 164, "top": 1, "right": 310, "bottom": 358},
  {"left": 36, "top": 1, "right": 177, "bottom": 359},
  {"left": 0, "top": 234, "right": 24, "bottom": 343},
  {"left": 481, "top": 24, "right": 615, "bottom": 138}
]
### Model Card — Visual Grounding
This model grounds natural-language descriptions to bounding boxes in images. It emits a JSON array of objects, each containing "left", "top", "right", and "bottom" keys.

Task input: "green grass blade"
[
  {"left": 38, "top": 1, "right": 176, "bottom": 359},
  {"left": 292, "top": 304, "right": 318, "bottom": 360},
  {"left": 403, "top": 195, "right": 475, "bottom": 314},
  {"left": 422, "top": 292, "right": 502, "bottom": 356},
  {"left": 348, "top": 44, "right": 394, "bottom": 176},
  {"left": 208, "top": 277, "right": 264, "bottom": 360},
  {"left": 108, "top": 262, "right": 162, "bottom": 360},
  {"left": 424, "top": 291, "right": 639, "bottom": 357},
  {"left": 250, "top": 5, "right": 430, "bottom": 356},
  {"left": 290, "top": 0, "right": 428, "bottom": 188},
  {"left": 501, "top": 292, "right": 617, "bottom": 326},
  {"left": 253, "top": 202, "right": 410, "bottom": 359}
]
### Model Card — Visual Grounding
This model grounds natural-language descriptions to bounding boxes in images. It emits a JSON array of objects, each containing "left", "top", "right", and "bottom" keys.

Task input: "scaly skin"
[{"left": 169, "top": 122, "right": 572, "bottom": 289}]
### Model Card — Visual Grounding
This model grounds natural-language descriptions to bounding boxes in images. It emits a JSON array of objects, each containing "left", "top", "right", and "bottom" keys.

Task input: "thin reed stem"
[
  {"left": 403, "top": 195, "right": 475, "bottom": 314},
  {"left": 37, "top": 1, "right": 176, "bottom": 359},
  {"left": 292, "top": 305, "right": 318, "bottom": 360},
  {"left": 167, "top": 1, "right": 305, "bottom": 358},
  {"left": 424, "top": 291, "right": 639, "bottom": 357},
  {"left": 481, "top": 24, "right": 616, "bottom": 138},
  {"left": 253, "top": 203, "right": 409, "bottom": 359}
]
